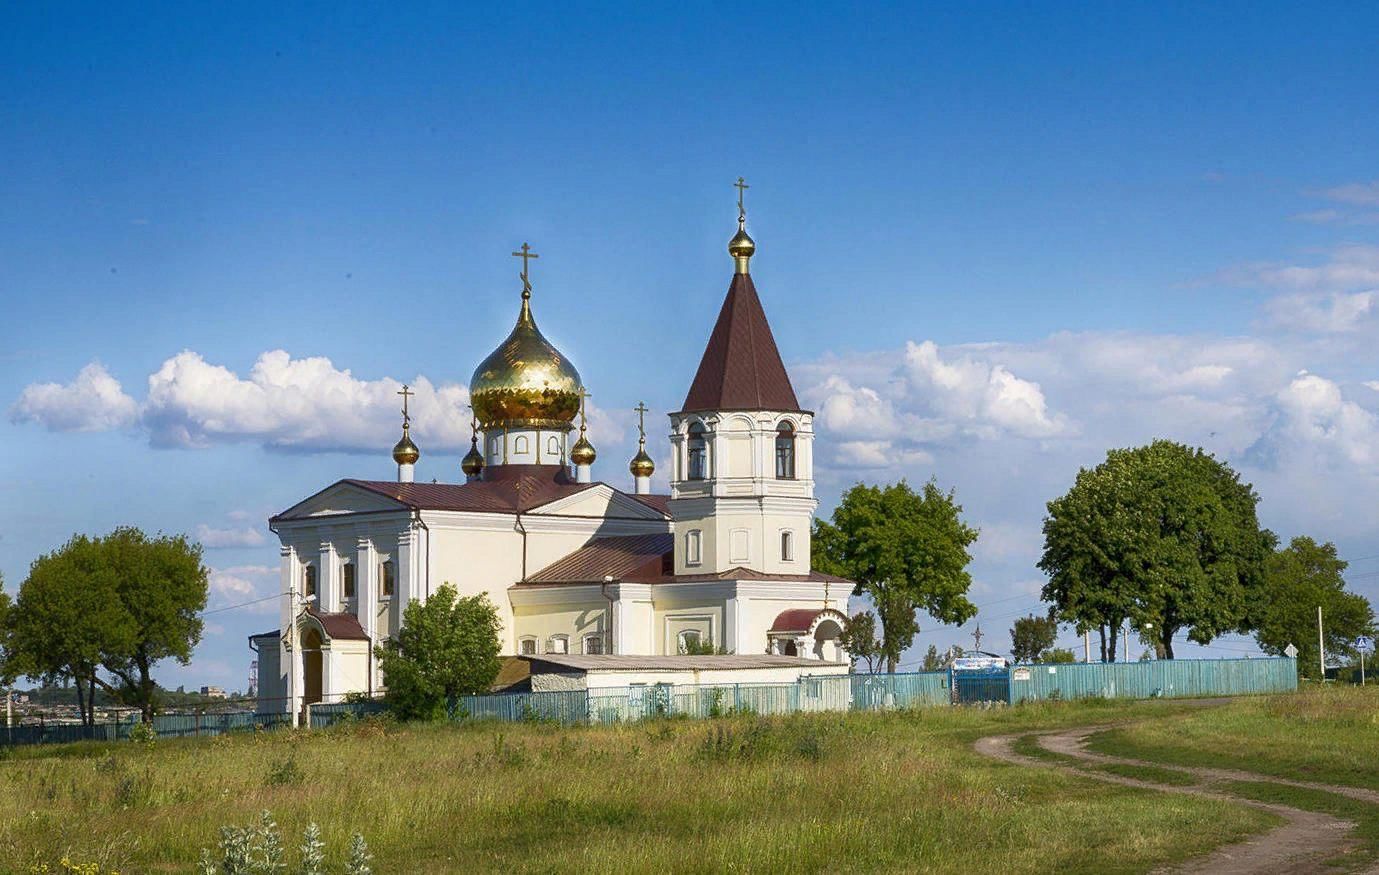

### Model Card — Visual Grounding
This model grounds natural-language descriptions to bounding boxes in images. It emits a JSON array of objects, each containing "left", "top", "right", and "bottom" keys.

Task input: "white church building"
[{"left": 252, "top": 190, "right": 852, "bottom": 715}]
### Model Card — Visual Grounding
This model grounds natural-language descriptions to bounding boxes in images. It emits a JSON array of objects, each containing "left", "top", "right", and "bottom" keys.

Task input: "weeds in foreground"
[{"left": 196, "top": 810, "right": 371, "bottom": 875}]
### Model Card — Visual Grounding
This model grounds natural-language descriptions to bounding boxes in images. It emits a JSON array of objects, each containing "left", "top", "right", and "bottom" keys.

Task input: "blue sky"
[{"left": 4, "top": 3, "right": 1379, "bottom": 688}]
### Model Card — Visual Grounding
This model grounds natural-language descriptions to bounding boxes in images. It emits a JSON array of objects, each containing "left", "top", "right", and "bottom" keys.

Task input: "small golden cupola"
[
  {"left": 392, "top": 385, "right": 420, "bottom": 483},
  {"left": 728, "top": 176, "right": 756, "bottom": 274},
  {"left": 570, "top": 390, "right": 596, "bottom": 483},
  {"left": 629, "top": 401, "right": 654, "bottom": 495},
  {"left": 461, "top": 415, "right": 485, "bottom": 482}
]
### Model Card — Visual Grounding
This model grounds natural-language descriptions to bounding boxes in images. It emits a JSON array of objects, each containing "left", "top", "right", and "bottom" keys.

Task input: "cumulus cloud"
[
  {"left": 1267, "top": 291, "right": 1376, "bottom": 334},
  {"left": 208, "top": 565, "right": 278, "bottom": 610},
  {"left": 8, "top": 362, "right": 138, "bottom": 432},
  {"left": 1254, "top": 372, "right": 1379, "bottom": 469},
  {"left": 196, "top": 523, "right": 267, "bottom": 549},
  {"left": 142, "top": 349, "right": 472, "bottom": 452}
]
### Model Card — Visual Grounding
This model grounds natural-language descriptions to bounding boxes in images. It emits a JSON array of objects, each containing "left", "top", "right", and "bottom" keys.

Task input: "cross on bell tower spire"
[{"left": 512, "top": 242, "right": 539, "bottom": 300}]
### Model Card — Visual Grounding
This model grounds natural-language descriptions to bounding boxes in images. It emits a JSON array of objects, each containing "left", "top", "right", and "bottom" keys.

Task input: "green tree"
[
  {"left": 1040, "top": 441, "right": 1274, "bottom": 660},
  {"left": 920, "top": 643, "right": 945, "bottom": 672},
  {"left": 839, "top": 611, "right": 884, "bottom": 674},
  {"left": 1010, "top": 614, "right": 1058, "bottom": 663},
  {"left": 376, "top": 584, "right": 502, "bottom": 721},
  {"left": 9, "top": 536, "right": 134, "bottom": 725},
  {"left": 99, "top": 527, "right": 209, "bottom": 720},
  {"left": 1253, "top": 537, "right": 1375, "bottom": 678},
  {"left": 1044, "top": 648, "right": 1077, "bottom": 664},
  {"left": 814, "top": 480, "right": 978, "bottom": 673}
]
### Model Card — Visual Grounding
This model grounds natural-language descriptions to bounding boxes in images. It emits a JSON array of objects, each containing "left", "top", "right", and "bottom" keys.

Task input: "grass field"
[
  {"left": 0, "top": 697, "right": 1296, "bottom": 874},
  {"left": 1089, "top": 684, "right": 1379, "bottom": 789}
]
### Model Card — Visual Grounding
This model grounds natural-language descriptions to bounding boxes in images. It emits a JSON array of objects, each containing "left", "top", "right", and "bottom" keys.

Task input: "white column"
[
  {"left": 634, "top": 474, "right": 651, "bottom": 494},
  {"left": 398, "top": 462, "right": 414, "bottom": 483},
  {"left": 318, "top": 541, "right": 335, "bottom": 612},
  {"left": 725, "top": 595, "right": 740, "bottom": 654},
  {"left": 575, "top": 462, "right": 592, "bottom": 484}
]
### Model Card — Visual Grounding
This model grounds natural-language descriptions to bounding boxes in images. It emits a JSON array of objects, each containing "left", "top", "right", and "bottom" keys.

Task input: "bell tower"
[{"left": 668, "top": 180, "right": 817, "bottom": 577}]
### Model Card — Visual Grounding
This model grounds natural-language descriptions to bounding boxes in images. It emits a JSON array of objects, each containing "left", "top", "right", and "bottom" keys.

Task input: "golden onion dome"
[
  {"left": 629, "top": 447, "right": 655, "bottom": 478},
  {"left": 728, "top": 221, "right": 756, "bottom": 259},
  {"left": 570, "top": 434, "right": 597, "bottom": 466},
  {"left": 461, "top": 439, "right": 485, "bottom": 477},
  {"left": 392, "top": 429, "right": 420, "bottom": 466},
  {"left": 469, "top": 294, "right": 583, "bottom": 430}
]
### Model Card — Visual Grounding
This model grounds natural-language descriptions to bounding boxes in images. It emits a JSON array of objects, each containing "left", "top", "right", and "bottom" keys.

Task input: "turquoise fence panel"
[
  {"left": 1008, "top": 657, "right": 1297, "bottom": 703},
  {"left": 851, "top": 672, "right": 950, "bottom": 710},
  {"left": 308, "top": 700, "right": 388, "bottom": 729},
  {"left": 455, "top": 689, "right": 589, "bottom": 724}
]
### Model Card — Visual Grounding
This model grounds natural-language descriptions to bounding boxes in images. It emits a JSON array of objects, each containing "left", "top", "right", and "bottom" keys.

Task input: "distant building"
[{"left": 199, "top": 685, "right": 228, "bottom": 699}]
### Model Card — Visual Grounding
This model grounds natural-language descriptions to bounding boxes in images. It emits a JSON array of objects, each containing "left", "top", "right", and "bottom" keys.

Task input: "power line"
[{"left": 200, "top": 593, "right": 282, "bottom": 617}]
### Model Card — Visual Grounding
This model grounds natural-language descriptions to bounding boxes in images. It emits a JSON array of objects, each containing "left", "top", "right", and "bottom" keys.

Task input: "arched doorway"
[
  {"left": 813, "top": 618, "right": 843, "bottom": 661},
  {"left": 302, "top": 627, "right": 323, "bottom": 706}
]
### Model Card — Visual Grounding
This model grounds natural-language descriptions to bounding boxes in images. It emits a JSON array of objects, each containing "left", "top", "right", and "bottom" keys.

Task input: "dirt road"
[{"left": 974, "top": 724, "right": 1378, "bottom": 874}]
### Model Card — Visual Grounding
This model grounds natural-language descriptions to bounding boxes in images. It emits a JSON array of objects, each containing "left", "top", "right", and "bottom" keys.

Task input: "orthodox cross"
[
  {"left": 634, "top": 401, "right": 649, "bottom": 443},
  {"left": 397, "top": 384, "right": 414, "bottom": 427},
  {"left": 972, "top": 624, "right": 984, "bottom": 652},
  {"left": 577, "top": 387, "right": 591, "bottom": 430},
  {"left": 512, "top": 242, "right": 539, "bottom": 297},
  {"left": 734, "top": 177, "right": 749, "bottom": 220}
]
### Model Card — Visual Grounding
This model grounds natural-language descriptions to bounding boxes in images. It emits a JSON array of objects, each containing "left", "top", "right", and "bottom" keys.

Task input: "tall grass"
[{"left": 0, "top": 700, "right": 1275, "bottom": 873}]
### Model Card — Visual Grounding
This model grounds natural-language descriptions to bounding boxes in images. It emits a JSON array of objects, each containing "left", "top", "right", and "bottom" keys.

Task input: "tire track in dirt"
[{"left": 974, "top": 729, "right": 1369, "bottom": 874}]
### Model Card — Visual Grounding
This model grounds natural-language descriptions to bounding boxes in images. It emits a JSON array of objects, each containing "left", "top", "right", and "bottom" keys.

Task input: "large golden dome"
[{"left": 470, "top": 292, "right": 583, "bottom": 430}]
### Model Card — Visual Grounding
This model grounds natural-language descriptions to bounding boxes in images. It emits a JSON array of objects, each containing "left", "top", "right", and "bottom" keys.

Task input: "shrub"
[
  {"left": 128, "top": 722, "right": 156, "bottom": 747},
  {"left": 265, "top": 756, "right": 302, "bottom": 787}
]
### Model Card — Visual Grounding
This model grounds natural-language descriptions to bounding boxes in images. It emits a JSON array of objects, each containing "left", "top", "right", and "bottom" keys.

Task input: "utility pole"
[
  {"left": 1123, "top": 620, "right": 1130, "bottom": 662},
  {"left": 1084, "top": 630, "right": 1091, "bottom": 664},
  {"left": 1318, "top": 605, "right": 1325, "bottom": 679}
]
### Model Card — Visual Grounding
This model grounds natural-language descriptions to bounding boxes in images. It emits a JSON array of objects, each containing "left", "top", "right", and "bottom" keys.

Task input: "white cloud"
[
  {"left": 1266, "top": 372, "right": 1379, "bottom": 468},
  {"left": 1267, "top": 291, "right": 1376, "bottom": 333},
  {"left": 196, "top": 524, "right": 267, "bottom": 549},
  {"left": 1233, "top": 244, "right": 1379, "bottom": 293},
  {"left": 208, "top": 565, "right": 278, "bottom": 610},
  {"left": 1322, "top": 181, "right": 1379, "bottom": 206},
  {"left": 8, "top": 362, "right": 138, "bottom": 432},
  {"left": 900, "top": 341, "right": 1070, "bottom": 439},
  {"left": 141, "top": 349, "right": 473, "bottom": 452}
]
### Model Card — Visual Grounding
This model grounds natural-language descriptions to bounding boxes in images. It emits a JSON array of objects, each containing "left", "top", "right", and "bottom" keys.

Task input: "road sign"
[
  {"left": 1357, "top": 637, "right": 1374, "bottom": 655},
  {"left": 1284, "top": 644, "right": 1299, "bottom": 659}
]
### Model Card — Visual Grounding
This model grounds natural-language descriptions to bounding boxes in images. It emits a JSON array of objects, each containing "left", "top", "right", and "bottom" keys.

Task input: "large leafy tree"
[
  {"left": 376, "top": 584, "right": 502, "bottom": 720},
  {"left": 9, "top": 529, "right": 206, "bottom": 723},
  {"left": 1010, "top": 614, "right": 1058, "bottom": 663},
  {"left": 9, "top": 536, "right": 135, "bottom": 725},
  {"left": 1041, "top": 440, "right": 1274, "bottom": 660},
  {"left": 813, "top": 480, "right": 978, "bottom": 673},
  {"left": 99, "top": 527, "right": 208, "bottom": 720},
  {"left": 1253, "top": 536, "right": 1374, "bottom": 678}
]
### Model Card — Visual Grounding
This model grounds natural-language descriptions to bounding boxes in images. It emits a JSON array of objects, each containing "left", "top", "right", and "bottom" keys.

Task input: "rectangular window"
[
  {"left": 519, "top": 638, "right": 537, "bottom": 655},
  {"left": 686, "top": 530, "right": 702, "bottom": 566},
  {"left": 303, "top": 565, "right": 317, "bottom": 598},
  {"left": 583, "top": 635, "right": 604, "bottom": 655},
  {"left": 380, "top": 560, "right": 395, "bottom": 599},
  {"left": 781, "top": 531, "right": 794, "bottom": 562},
  {"left": 547, "top": 635, "right": 569, "bottom": 654},
  {"left": 342, "top": 563, "right": 356, "bottom": 599}
]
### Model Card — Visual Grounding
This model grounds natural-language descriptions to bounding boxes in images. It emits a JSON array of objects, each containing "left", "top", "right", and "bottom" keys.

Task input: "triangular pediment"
[
  {"left": 528, "top": 483, "right": 669, "bottom": 520},
  {"left": 272, "top": 480, "right": 411, "bottom": 522}
]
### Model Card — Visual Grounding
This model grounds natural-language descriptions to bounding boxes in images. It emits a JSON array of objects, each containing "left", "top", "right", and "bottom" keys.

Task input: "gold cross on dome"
[
  {"left": 577, "top": 387, "right": 591, "bottom": 429},
  {"left": 634, "top": 401, "right": 649, "bottom": 441},
  {"left": 397, "top": 384, "right": 414, "bottom": 426},
  {"left": 512, "top": 242, "right": 539, "bottom": 297},
  {"left": 734, "top": 177, "right": 749, "bottom": 220}
]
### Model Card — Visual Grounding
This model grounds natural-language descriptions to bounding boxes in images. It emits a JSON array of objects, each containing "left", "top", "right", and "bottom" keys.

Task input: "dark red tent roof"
[{"left": 680, "top": 272, "right": 802, "bottom": 413}]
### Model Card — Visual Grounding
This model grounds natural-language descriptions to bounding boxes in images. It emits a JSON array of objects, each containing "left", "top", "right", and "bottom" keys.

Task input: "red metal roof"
[
  {"left": 525, "top": 533, "right": 673, "bottom": 584},
  {"left": 271, "top": 465, "right": 671, "bottom": 522},
  {"left": 305, "top": 607, "right": 369, "bottom": 641},
  {"left": 681, "top": 273, "right": 803, "bottom": 413},
  {"left": 768, "top": 607, "right": 847, "bottom": 634}
]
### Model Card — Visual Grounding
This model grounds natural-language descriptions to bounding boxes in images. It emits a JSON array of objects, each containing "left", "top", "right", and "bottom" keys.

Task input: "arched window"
[
  {"left": 687, "top": 423, "right": 708, "bottom": 480},
  {"left": 582, "top": 634, "right": 604, "bottom": 655},
  {"left": 379, "top": 560, "right": 396, "bottom": 599},
  {"left": 775, "top": 422, "right": 796, "bottom": 479},
  {"left": 677, "top": 630, "right": 703, "bottom": 654},
  {"left": 547, "top": 635, "right": 569, "bottom": 655},
  {"left": 548, "top": 436, "right": 560, "bottom": 456},
  {"left": 303, "top": 564, "right": 317, "bottom": 598},
  {"left": 780, "top": 531, "right": 794, "bottom": 562},
  {"left": 519, "top": 637, "right": 537, "bottom": 655},
  {"left": 514, "top": 435, "right": 529, "bottom": 454}
]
